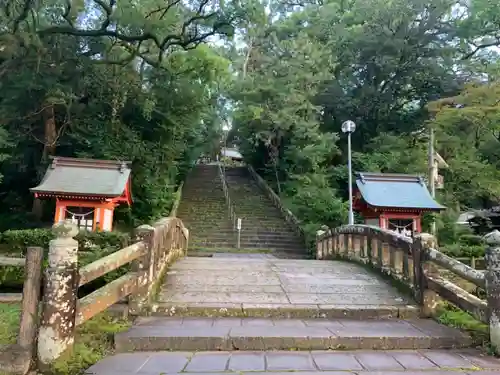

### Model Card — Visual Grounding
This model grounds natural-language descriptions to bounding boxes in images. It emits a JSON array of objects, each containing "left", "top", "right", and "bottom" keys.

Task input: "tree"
[
  {"left": 229, "top": 0, "right": 500, "bottom": 241},
  {"left": 0, "top": 1, "right": 233, "bottom": 229},
  {"left": 428, "top": 82, "right": 500, "bottom": 208}
]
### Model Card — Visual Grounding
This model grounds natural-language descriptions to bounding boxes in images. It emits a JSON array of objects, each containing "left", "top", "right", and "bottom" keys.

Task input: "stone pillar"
[
  {"left": 411, "top": 236, "right": 426, "bottom": 306},
  {"left": 484, "top": 230, "right": 500, "bottom": 353},
  {"left": 38, "top": 220, "right": 79, "bottom": 366},
  {"left": 414, "top": 233, "right": 439, "bottom": 316},
  {"left": 316, "top": 230, "right": 325, "bottom": 260},
  {"left": 352, "top": 235, "right": 361, "bottom": 258},
  {"left": 129, "top": 225, "right": 155, "bottom": 315}
]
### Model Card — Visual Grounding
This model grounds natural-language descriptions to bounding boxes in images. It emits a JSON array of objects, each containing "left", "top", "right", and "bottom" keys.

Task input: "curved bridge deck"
[{"left": 155, "top": 254, "right": 416, "bottom": 317}]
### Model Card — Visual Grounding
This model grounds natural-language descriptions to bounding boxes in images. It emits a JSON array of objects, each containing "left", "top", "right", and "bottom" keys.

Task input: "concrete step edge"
[
  {"left": 148, "top": 303, "right": 420, "bottom": 319},
  {"left": 114, "top": 315, "right": 472, "bottom": 353}
]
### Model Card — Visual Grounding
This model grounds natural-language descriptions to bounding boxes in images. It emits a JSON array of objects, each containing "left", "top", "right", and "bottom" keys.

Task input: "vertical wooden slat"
[{"left": 18, "top": 247, "right": 44, "bottom": 352}]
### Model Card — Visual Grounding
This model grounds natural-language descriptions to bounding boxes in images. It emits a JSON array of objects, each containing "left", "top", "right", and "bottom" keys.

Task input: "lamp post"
[{"left": 342, "top": 120, "right": 356, "bottom": 225}]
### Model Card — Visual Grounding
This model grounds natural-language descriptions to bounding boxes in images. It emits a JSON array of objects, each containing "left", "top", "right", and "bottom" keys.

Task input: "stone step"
[
  {"left": 114, "top": 317, "right": 472, "bottom": 352},
  {"left": 87, "top": 348, "right": 500, "bottom": 374},
  {"left": 188, "top": 230, "right": 301, "bottom": 238},
  {"left": 149, "top": 302, "right": 419, "bottom": 319},
  {"left": 185, "top": 223, "right": 296, "bottom": 230},
  {"left": 187, "top": 250, "right": 307, "bottom": 259},
  {"left": 189, "top": 241, "right": 305, "bottom": 250},
  {"left": 185, "top": 228, "right": 298, "bottom": 235},
  {"left": 189, "top": 240, "right": 305, "bottom": 249},
  {"left": 179, "top": 205, "right": 282, "bottom": 214},
  {"left": 191, "top": 234, "right": 302, "bottom": 242}
]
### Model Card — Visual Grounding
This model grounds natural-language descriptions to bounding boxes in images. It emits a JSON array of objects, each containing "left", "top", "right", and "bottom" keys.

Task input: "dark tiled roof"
[
  {"left": 30, "top": 157, "right": 131, "bottom": 197},
  {"left": 355, "top": 172, "right": 445, "bottom": 210}
]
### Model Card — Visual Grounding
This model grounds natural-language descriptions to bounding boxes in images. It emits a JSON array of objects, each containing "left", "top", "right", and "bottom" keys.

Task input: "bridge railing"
[
  {"left": 0, "top": 218, "right": 189, "bottom": 370},
  {"left": 316, "top": 224, "right": 500, "bottom": 350}
]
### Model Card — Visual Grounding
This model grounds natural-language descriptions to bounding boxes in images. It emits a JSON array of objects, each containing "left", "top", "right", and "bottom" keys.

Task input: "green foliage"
[
  {"left": 0, "top": 228, "right": 54, "bottom": 254},
  {"left": 0, "top": 303, "right": 21, "bottom": 345},
  {"left": 437, "top": 302, "right": 489, "bottom": 347},
  {"left": 0, "top": 229, "right": 133, "bottom": 288},
  {"left": 0, "top": 0, "right": 235, "bottom": 229},
  {"left": 229, "top": 0, "right": 500, "bottom": 252},
  {"left": 49, "top": 312, "right": 131, "bottom": 375},
  {"left": 0, "top": 229, "right": 131, "bottom": 255}
]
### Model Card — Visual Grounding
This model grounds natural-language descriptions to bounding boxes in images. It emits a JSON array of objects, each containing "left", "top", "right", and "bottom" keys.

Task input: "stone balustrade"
[{"left": 316, "top": 224, "right": 500, "bottom": 352}]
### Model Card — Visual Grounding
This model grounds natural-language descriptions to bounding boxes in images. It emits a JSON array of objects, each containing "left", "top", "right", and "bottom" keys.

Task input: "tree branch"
[{"left": 461, "top": 37, "right": 500, "bottom": 60}]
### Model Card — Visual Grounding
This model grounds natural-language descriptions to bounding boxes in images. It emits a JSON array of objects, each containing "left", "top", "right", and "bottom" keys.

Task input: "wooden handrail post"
[
  {"left": 38, "top": 220, "right": 79, "bottom": 366},
  {"left": 484, "top": 230, "right": 500, "bottom": 353},
  {"left": 18, "top": 246, "right": 44, "bottom": 355}
]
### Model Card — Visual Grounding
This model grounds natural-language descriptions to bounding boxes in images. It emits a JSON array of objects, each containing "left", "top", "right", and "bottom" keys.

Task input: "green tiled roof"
[
  {"left": 355, "top": 172, "right": 445, "bottom": 210},
  {"left": 30, "top": 157, "right": 131, "bottom": 197}
]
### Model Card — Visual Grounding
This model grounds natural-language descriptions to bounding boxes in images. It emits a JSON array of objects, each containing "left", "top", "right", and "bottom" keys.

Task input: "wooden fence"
[
  {"left": 0, "top": 247, "right": 43, "bottom": 374},
  {"left": 0, "top": 217, "right": 189, "bottom": 374},
  {"left": 316, "top": 225, "right": 500, "bottom": 352}
]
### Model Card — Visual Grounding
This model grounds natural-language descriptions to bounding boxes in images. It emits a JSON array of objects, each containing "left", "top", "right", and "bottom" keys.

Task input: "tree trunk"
[
  {"left": 32, "top": 104, "right": 57, "bottom": 219},
  {"left": 242, "top": 41, "right": 253, "bottom": 78}
]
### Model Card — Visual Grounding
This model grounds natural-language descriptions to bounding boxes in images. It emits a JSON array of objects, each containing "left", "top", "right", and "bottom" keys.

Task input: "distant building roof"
[
  {"left": 355, "top": 172, "right": 445, "bottom": 211},
  {"left": 31, "top": 157, "right": 132, "bottom": 198},
  {"left": 221, "top": 148, "right": 243, "bottom": 160}
]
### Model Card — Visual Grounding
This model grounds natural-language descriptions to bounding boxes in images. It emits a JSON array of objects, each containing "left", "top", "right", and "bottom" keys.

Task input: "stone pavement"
[
  {"left": 86, "top": 349, "right": 500, "bottom": 374},
  {"left": 153, "top": 255, "right": 417, "bottom": 318}
]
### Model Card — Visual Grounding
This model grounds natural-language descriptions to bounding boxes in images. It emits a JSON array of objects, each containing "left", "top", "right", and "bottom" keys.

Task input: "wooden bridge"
[{"left": 2, "top": 217, "right": 500, "bottom": 373}]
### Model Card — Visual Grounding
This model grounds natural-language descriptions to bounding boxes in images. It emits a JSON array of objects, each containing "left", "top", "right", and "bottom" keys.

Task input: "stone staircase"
[
  {"left": 176, "top": 164, "right": 307, "bottom": 257},
  {"left": 176, "top": 164, "right": 234, "bottom": 251},
  {"left": 225, "top": 166, "right": 306, "bottom": 258}
]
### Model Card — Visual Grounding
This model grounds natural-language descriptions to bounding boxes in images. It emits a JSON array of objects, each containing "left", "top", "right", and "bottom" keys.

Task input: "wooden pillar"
[
  {"left": 38, "top": 220, "right": 79, "bottom": 366},
  {"left": 379, "top": 215, "right": 385, "bottom": 229},
  {"left": 18, "top": 247, "right": 44, "bottom": 358},
  {"left": 415, "top": 215, "right": 422, "bottom": 233},
  {"left": 54, "top": 200, "right": 65, "bottom": 224},
  {"left": 484, "top": 230, "right": 500, "bottom": 353}
]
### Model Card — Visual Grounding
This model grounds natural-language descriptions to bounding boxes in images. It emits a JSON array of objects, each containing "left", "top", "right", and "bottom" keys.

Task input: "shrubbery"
[
  {"left": 436, "top": 210, "right": 486, "bottom": 259},
  {"left": 0, "top": 229, "right": 133, "bottom": 289}
]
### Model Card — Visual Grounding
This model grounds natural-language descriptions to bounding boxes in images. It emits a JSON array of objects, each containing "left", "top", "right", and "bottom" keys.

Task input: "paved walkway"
[
  {"left": 86, "top": 349, "right": 500, "bottom": 374},
  {"left": 86, "top": 254, "right": 500, "bottom": 374},
  {"left": 154, "top": 254, "right": 415, "bottom": 317}
]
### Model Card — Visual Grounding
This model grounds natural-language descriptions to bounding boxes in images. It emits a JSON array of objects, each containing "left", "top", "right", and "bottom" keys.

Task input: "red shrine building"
[
  {"left": 30, "top": 157, "right": 132, "bottom": 231},
  {"left": 353, "top": 172, "right": 445, "bottom": 236}
]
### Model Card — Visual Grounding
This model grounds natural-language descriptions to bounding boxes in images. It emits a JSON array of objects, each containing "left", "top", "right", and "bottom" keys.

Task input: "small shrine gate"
[
  {"left": 30, "top": 157, "right": 132, "bottom": 231},
  {"left": 353, "top": 172, "right": 445, "bottom": 236}
]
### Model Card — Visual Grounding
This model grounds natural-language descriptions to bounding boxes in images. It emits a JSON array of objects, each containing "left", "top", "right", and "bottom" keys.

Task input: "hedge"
[
  {"left": 0, "top": 229, "right": 133, "bottom": 290},
  {"left": 0, "top": 228, "right": 131, "bottom": 255}
]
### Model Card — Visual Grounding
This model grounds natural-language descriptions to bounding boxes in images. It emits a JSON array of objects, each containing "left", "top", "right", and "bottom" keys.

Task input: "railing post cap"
[
  {"left": 135, "top": 224, "right": 155, "bottom": 236},
  {"left": 414, "top": 232, "right": 437, "bottom": 247},
  {"left": 484, "top": 230, "right": 500, "bottom": 245},
  {"left": 52, "top": 219, "right": 79, "bottom": 238}
]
